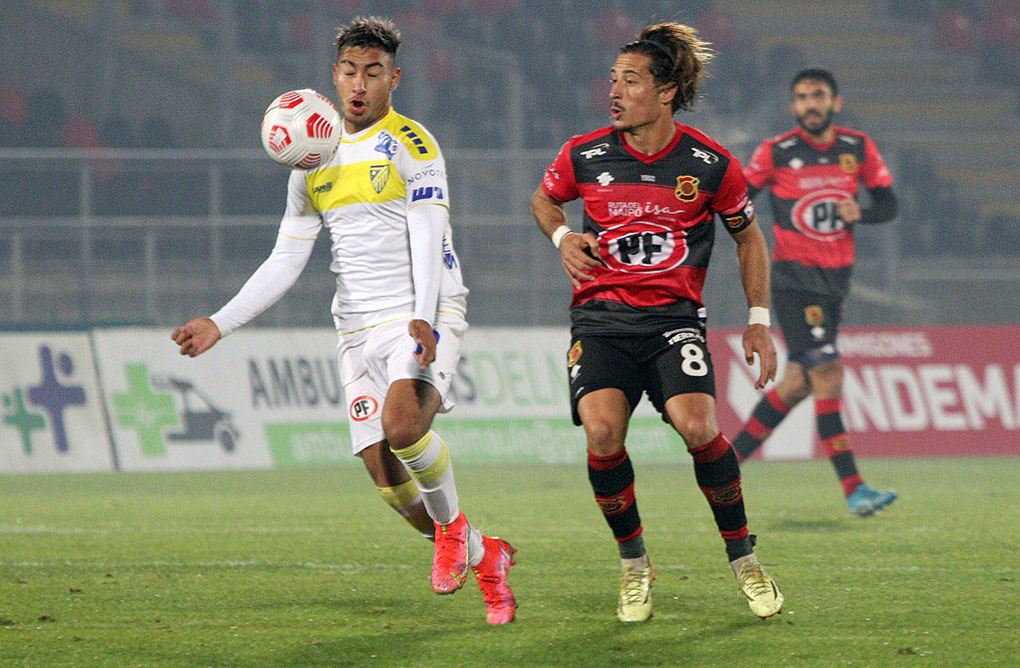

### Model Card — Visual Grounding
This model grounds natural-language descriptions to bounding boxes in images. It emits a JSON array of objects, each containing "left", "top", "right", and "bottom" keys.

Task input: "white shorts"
[{"left": 338, "top": 312, "right": 467, "bottom": 454}]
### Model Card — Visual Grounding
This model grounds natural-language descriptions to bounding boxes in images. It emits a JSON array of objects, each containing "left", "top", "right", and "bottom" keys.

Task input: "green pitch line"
[{"left": 1, "top": 458, "right": 1018, "bottom": 667}]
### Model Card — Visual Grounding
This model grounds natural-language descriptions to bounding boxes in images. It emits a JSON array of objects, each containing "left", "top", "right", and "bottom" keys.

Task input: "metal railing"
[
  {"left": 0, "top": 147, "right": 566, "bottom": 328},
  {"left": 2, "top": 148, "right": 1017, "bottom": 330}
]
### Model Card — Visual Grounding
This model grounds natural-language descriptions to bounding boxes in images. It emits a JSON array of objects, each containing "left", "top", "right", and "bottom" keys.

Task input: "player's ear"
[
  {"left": 390, "top": 67, "right": 401, "bottom": 92},
  {"left": 658, "top": 82, "right": 677, "bottom": 107},
  {"left": 832, "top": 94, "right": 844, "bottom": 114}
]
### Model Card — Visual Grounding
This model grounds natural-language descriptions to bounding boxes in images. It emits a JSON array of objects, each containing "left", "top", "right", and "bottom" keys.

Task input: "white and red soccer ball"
[{"left": 260, "top": 89, "right": 341, "bottom": 169}]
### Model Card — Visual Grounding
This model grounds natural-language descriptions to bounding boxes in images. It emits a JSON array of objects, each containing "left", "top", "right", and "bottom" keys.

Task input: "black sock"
[{"left": 588, "top": 448, "right": 643, "bottom": 545}]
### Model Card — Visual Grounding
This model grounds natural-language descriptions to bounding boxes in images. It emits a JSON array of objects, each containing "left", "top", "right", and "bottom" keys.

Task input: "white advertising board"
[
  {"left": 93, "top": 327, "right": 343, "bottom": 472},
  {"left": 26, "top": 323, "right": 1019, "bottom": 474},
  {"left": 442, "top": 327, "right": 682, "bottom": 464},
  {"left": 0, "top": 332, "right": 114, "bottom": 473},
  {"left": 91, "top": 326, "right": 683, "bottom": 472}
]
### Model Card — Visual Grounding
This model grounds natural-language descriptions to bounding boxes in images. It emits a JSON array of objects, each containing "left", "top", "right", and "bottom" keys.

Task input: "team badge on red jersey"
[
  {"left": 674, "top": 175, "right": 700, "bottom": 202},
  {"left": 839, "top": 153, "right": 857, "bottom": 174}
]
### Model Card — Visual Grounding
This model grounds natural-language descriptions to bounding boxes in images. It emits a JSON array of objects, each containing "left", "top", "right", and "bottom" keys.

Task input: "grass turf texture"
[{"left": 1, "top": 458, "right": 1017, "bottom": 667}]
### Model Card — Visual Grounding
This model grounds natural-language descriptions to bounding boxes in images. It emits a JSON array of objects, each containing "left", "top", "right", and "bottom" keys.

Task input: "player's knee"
[
  {"left": 382, "top": 419, "right": 427, "bottom": 452},
  {"left": 674, "top": 415, "right": 718, "bottom": 448},
  {"left": 809, "top": 361, "right": 844, "bottom": 397},
  {"left": 781, "top": 380, "right": 810, "bottom": 405},
  {"left": 582, "top": 417, "right": 626, "bottom": 454}
]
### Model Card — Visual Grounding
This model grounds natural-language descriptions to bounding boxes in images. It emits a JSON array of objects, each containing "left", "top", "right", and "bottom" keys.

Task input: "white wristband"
[
  {"left": 748, "top": 306, "right": 771, "bottom": 327},
  {"left": 551, "top": 225, "right": 573, "bottom": 249}
]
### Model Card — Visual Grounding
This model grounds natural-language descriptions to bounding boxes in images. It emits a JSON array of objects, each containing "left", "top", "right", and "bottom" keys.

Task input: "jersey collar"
[
  {"left": 342, "top": 107, "right": 396, "bottom": 143},
  {"left": 619, "top": 121, "right": 684, "bottom": 164},
  {"left": 794, "top": 126, "right": 837, "bottom": 151}
]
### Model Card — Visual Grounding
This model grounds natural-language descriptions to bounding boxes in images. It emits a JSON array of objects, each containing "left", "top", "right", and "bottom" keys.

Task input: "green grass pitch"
[{"left": 1, "top": 457, "right": 1018, "bottom": 667}]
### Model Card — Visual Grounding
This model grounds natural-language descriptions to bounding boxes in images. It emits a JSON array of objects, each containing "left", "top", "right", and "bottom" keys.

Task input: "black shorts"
[
  {"left": 566, "top": 326, "right": 716, "bottom": 426},
  {"left": 773, "top": 290, "right": 843, "bottom": 368}
]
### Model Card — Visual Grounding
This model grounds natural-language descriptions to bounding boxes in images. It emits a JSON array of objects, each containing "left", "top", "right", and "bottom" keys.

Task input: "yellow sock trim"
[
  {"left": 391, "top": 431, "right": 433, "bottom": 462},
  {"left": 416, "top": 441, "right": 451, "bottom": 485},
  {"left": 392, "top": 431, "right": 451, "bottom": 485},
  {"left": 377, "top": 479, "right": 420, "bottom": 511}
]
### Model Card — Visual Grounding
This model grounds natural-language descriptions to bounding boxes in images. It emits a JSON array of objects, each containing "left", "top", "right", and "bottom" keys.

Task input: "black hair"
[
  {"left": 335, "top": 16, "right": 401, "bottom": 61},
  {"left": 790, "top": 68, "right": 839, "bottom": 97},
  {"left": 619, "top": 22, "right": 713, "bottom": 113}
]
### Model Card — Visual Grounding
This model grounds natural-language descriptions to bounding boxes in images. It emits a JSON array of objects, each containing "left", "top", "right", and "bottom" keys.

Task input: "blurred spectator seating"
[
  {"left": 592, "top": 3, "right": 637, "bottom": 49},
  {"left": 933, "top": 1, "right": 981, "bottom": 53},
  {"left": 0, "top": 84, "right": 26, "bottom": 147},
  {"left": 978, "top": 0, "right": 1020, "bottom": 90},
  {"left": 165, "top": 0, "right": 215, "bottom": 22}
]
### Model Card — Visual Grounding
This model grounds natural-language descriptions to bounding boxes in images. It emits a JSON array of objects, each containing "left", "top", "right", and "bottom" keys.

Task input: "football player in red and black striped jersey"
[
  {"left": 532, "top": 21, "right": 783, "bottom": 623},
  {"left": 731, "top": 69, "right": 899, "bottom": 518}
]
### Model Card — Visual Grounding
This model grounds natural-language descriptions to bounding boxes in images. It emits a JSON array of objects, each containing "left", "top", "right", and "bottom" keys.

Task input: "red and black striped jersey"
[
  {"left": 542, "top": 122, "right": 754, "bottom": 335},
  {"left": 745, "top": 125, "right": 893, "bottom": 297}
]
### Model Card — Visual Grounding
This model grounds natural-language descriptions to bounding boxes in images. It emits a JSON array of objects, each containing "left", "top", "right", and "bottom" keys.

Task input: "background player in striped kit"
[
  {"left": 171, "top": 16, "right": 516, "bottom": 624},
  {"left": 532, "top": 21, "right": 783, "bottom": 624},
  {"left": 731, "top": 68, "right": 899, "bottom": 518}
]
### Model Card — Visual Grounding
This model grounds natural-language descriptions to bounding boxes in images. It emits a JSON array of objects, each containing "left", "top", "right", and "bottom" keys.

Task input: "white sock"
[
  {"left": 729, "top": 552, "right": 757, "bottom": 575},
  {"left": 622, "top": 554, "right": 650, "bottom": 570},
  {"left": 468, "top": 527, "right": 484, "bottom": 567},
  {"left": 391, "top": 430, "right": 459, "bottom": 526}
]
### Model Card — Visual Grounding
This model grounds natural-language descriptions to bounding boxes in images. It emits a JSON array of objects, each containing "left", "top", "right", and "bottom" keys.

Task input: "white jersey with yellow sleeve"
[{"left": 279, "top": 108, "right": 468, "bottom": 333}]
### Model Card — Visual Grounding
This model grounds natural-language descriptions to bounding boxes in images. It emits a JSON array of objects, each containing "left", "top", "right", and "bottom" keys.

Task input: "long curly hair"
[{"left": 620, "top": 22, "right": 714, "bottom": 113}]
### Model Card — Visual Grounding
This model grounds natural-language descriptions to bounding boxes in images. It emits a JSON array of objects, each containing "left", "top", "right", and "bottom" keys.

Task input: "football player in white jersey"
[{"left": 171, "top": 16, "right": 516, "bottom": 625}]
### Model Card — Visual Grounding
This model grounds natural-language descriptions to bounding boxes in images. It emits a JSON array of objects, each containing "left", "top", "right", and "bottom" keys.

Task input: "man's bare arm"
[
  {"left": 530, "top": 186, "right": 600, "bottom": 289},
  {"left": 730, "top": 219, "right": 777, "bottom": 389}
]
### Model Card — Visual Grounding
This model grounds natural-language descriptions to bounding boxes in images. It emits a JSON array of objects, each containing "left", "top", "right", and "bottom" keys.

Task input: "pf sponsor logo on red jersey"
[
  {"left": 791, "top": 188, "right": 852, "bottom": 241},
  {"left": 349, "top": 395, "right": 379, "bottom": 422},
  {"left": 600, "top": 221, "right": 689, "bottom": 273}
]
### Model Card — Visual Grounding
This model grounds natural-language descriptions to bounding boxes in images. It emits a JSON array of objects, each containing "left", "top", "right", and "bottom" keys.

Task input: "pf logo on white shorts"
[
  {"left": 349, "top": 396, "right": 379, "bottom": 422},
  {"left": 791, "top": 188, "right": 852, "bottom": 241},
  {"left": 601, "top": 220, "right": 688, "bottom": 273}
]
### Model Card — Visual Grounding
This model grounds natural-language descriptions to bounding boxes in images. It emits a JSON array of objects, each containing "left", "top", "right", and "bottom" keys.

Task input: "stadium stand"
[
  {"left": 727, "top": 0, "right": 1020, "bottom": 258},
  {"left": 0, "top": 0, "right": 1017, "bottom": 329}
]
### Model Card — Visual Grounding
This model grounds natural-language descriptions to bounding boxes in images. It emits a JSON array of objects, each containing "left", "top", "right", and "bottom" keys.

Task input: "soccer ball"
[{"left": 260, "top": 89, "right": 341, "bottom": 169}]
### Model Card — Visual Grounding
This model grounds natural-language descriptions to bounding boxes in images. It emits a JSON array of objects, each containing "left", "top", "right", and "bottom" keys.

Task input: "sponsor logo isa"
[{"left": 1, "top": 345, "right": 86, "bottom": 455}]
